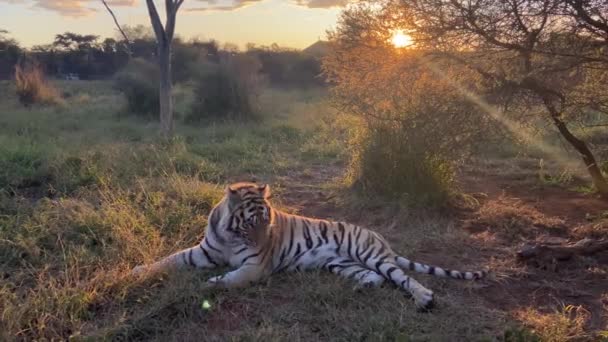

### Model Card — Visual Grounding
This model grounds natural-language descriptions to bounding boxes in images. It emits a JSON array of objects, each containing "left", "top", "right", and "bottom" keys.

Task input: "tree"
[
  {"left": 145, "top": 0, "right": 185, "bottom": 138},
  {"left": 0, "top": 30, "right": 22, "bottom": 79},
  {"left": 324, "top": 4, "right": 492, "bottom": 203},
  {"left": 378, "top": 0, "right": 608, "bottom": 196}
]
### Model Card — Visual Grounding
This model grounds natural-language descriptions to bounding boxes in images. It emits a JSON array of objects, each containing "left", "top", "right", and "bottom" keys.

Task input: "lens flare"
[{"left": 391, "top": 31, "right": 413, "bottom": 48}]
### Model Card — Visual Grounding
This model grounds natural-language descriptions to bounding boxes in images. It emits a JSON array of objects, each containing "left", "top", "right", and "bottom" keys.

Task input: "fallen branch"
[{"left": 517, "top": 238, "right": 608, "bottom": 263}]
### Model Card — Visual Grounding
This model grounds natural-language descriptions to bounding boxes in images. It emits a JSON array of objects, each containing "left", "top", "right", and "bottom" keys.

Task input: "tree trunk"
[
  {"left": 544, "top": 100, "right": 608, "bottom": 197},
  {"left": 552, "top": 117, "right": 608, "bottom": 196},
  {"left": 145, "top": 0, "right": 184, "bottom": 139},
  {"left": 159, "top": 43, "right": 173, "bottom": 138}
]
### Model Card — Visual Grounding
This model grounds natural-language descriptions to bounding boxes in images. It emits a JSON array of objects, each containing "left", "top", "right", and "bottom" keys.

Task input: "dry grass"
[
  {"left": 2, "top": 81, "right": 607, "bottom": 341},
  {"left": 464, "top": 196, "right": 567, "bottom": 243},
  {"left": 515, "top": 305, "right": 591, "bottom": 342},
  {"left": 14, "top": 63, "right": 63, "bottom": 107}
]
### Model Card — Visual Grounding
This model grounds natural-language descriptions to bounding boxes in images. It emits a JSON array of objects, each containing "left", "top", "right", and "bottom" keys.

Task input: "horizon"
[{"left": 0, "top": 0, "right": 343, "bottom": 49}]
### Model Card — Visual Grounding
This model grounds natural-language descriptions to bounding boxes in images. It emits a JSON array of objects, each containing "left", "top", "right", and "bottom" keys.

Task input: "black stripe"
[
  {"left": 273, "top": 248, "right": 287, "bottom": 273},
  {"left": 321, "top": 256, "right": 337, "bottom": 269},
  {"left": 227, "top": 215, "right": 235, "bottom": 232},
  {"left": 278, "top": 247, "right": 288, "bottom": 266},
  {"left": 362, "top": 246, "right": 376, "bottom": 263},
  {"left": 294, "top": 243, "right": 301, "bottom": 256},
  {"left": 346, "top": 232, "right": 352, "bottom": 258},
  {"left": 409, "top": 262, "right": 416, "bottom": 271},
  {"left": 286, "top": 223, "right": 295, "bottom": 256},
  {"left": 188, "top": 249, "right": 195, "bottom": 266},
  {"left": 374, "top": 233, "right": 388, "bottom": 250},
  {"left": 428, "top": 266, "right": 435, "bottom": 275},
  {"left": 337, "top": 264, "right": 358, "bottom": 276},
  {"left": 338, "top": 223, "right": 346, "bottom": 251},
  {"left": 355, "top": 226, "right": 362, "bottom": 241},
  {"left": 375, "top": 260, "right": 384, "bottom": 273},
  {"left": 205, "top": 239, "right": 222, "bottom": 254},
  {"left": 364, "top": 234, "right": 374, "bottom": 252},
  {"left": 374, "top": 257, "right": 387, "bottom": 273},
  {"left": 316, "top": 236, "right": 324, "bottom": 248},
  {"left": 289, "top": 250, "right": 307, "bottom": 267},
  {"left": 241, "top": 251, "right": 262, "bottom": 264},
  {"left": 371, "top": 245, "right": 386, "bottom": 260},
  {"left": 319, "top": 222, "right": 329, "bottom": 243},
  {"left": 208, "top": 208, "right": 226, "bottom": 245},
  {"left": 275, "top": 243, "right": 302, "bottom": 273},
  {"left": 327, "top": 264, "right": 342, "bottom": 273},
  {"left": 385, "top": 266, "right": 398, "bottom": 280},
  {"left": 303, "top": 221, "right": 313, "bottom": 249},
  {"left": 200, "top": 244, "right": 218, "bottom": 266},
  {"left": 349, "top": 268, "right": 368, "bottom": 280},
  {"left": 235, "top": 246, "right": 249, "bottom": 255},
  {"left": 182, "top": 252, "right": 189, "bottom": 265},
  {"left": 288, "top": 215, "right": 295, "bottom": 231},
  {"left": 259, "top": 245, "right": 273, "bottom": 264}
]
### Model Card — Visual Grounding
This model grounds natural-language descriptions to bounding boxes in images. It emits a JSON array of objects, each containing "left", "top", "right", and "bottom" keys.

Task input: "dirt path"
[
  {"left": 460, "top": 163, "right": 608, "bottom": 334},
  {"left": 272, "top": 159, "right": 608, "bottom": 336}
]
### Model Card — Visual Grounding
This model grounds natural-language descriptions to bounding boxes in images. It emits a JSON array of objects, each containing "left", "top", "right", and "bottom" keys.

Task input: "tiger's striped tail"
[{"left": 395, "top": 256, "right": 487, "bottom": 280}]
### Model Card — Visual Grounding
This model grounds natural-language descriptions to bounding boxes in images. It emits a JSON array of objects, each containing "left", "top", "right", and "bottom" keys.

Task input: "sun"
[{"left": 391, "top": 30, "right": 413, "bottom": 48}]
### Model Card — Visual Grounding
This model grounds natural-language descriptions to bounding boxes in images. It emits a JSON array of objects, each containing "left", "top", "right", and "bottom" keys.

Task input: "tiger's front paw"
[{"left": 206, "top": 275, "right": 224, "bottom": 287}]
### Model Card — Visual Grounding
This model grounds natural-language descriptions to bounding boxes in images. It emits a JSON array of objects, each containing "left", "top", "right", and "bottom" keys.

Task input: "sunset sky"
[{"left": 0, "top": 0, "right": 344, "bottom": 49}]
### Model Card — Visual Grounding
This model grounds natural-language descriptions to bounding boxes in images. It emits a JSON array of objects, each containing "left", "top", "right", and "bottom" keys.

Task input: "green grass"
[
  {"left": 0, "top": 80, "right": 528, "bottom": 341},
  {"left": 0, "top": 80, "right": 382, "bottom": 341}
]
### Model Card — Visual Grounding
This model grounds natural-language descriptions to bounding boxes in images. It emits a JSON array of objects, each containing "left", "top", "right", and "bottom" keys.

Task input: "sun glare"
[{"left": 391, "top": 31, "right": 413, "bottom": 48}]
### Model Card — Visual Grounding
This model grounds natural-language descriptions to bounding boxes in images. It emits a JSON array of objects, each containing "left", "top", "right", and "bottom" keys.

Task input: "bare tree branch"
[{"left": 100, "top": 0, "right": 132, "bottom": 55}]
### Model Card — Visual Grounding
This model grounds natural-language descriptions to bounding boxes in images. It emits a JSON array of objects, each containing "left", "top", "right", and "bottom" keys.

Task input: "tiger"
[{"left": 132, "top": 182, "right": 487, "bottom": 310}]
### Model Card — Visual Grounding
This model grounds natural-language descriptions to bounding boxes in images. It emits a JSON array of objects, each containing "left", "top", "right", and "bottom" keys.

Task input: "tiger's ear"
[
  {"left": 227, "top": 184, "right": 238, "bottom": 194},
  {"left": 258, "top": 184, "right": 271, "bottom": 199},
  {"left": 227, "top": 185, "right": 240, "bottom": 203}
]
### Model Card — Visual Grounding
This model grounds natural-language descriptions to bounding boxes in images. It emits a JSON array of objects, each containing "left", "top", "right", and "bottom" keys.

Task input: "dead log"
[{"left": 517, "top": 238, "right": 608, "bottom": 263}]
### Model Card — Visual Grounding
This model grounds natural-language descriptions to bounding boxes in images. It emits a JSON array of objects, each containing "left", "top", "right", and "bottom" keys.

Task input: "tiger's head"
[{"left": 226, "top": 182, "right": 273, "bottom": 246}]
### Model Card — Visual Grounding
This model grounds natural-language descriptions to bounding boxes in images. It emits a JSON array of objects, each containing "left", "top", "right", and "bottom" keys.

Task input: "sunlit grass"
[{"left": 514, "top": 305, "right": 590, "bottom": 342}]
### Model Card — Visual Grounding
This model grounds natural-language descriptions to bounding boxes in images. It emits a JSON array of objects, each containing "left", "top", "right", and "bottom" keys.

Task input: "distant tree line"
[{"left": 0, "top": 26, "right": 325, "bottom": 88}]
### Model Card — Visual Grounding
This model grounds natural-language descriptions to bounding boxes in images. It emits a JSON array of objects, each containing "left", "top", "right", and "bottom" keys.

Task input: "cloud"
[
  {"left": 33, "top": 0, "right": 96, "bottom": 17},
  {"left": 293, "top": 0, "right": 349, "bottom": 8},
  {"left": 1, "top": 0, "right": 346, "bottom": 17},
  {"left": 0, "top": 0, "right": 137, "bottom": 17},
  {"left": 186, "top": 0, "right": 348, "bottom": 12},
  {"left": 185, "top": 0, "right": 262, "bottom": 12}
]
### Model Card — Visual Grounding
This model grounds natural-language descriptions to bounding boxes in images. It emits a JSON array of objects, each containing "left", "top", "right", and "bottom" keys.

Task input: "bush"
[
  {"left": 187, "top": 54, "right": 262, "bottom": 122},
  {"left": 347, "top": 124, "right": 456, "bottom": 207},
  {"left": 325, "top": 39, "right": 494, "bottom": 206},
  {"left": 14, "top": 62, "right": 62, "bottom": 107},
  {"left": 113, "top": 58, "right": 159, "bottom": 119}
]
